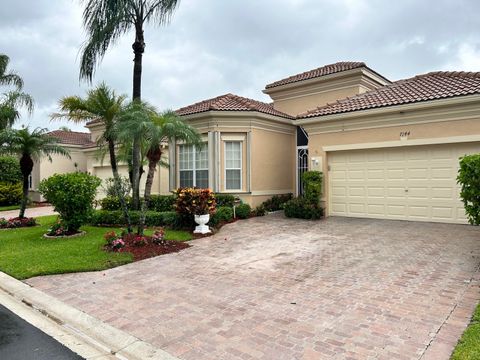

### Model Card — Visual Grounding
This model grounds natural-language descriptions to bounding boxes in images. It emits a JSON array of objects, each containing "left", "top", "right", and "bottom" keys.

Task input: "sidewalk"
[{"left": 0, "top": 206, "right": 56, "bottom": 219}]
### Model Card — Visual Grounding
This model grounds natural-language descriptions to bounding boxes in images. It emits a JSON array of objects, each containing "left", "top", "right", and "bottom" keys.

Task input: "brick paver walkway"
[
  {"left": 0, "top": 206, "right": 55, "bottom": 219},
  {"left": 27, "top": 214, "right": 480, "bottom": 360}
]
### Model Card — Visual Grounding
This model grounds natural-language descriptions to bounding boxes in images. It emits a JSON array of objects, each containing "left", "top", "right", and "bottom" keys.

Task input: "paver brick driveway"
[{"left": 27, "top": 214, "right": 480, "bottom": 360}]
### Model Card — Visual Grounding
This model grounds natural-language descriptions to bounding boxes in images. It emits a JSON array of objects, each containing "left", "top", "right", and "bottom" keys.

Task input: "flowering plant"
[
  {"left": 46, "top": 219, "right": 69, "bottom": 236},
  {"left": 132, "top": 235, "right": 147, "bottom": 247},
  {"left": 111, "top": 238, "right": 125, "bottom": 250},
  {"left": 152, "top": 229, "right": 165, "bottom": 245},
  {"left": 174, "top": 188, "right": 216, "bottom": 215},
  {"left": 0, "top": 217, "right": 36, "bottom": 229},
  {"left": 104, "top": 231, "right": 118, "bottom": 245}
]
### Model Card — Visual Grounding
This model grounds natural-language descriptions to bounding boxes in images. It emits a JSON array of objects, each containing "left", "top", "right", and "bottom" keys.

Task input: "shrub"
[
  {"left": 261, "top": 193, "right": 293, "bottom": 212},
  {"left": 252, "top": 204, "right": 266, "bottom": 217},
  {"left": 100, "top": 196, "right": 130, "bottom": 211},
  {"left": 174, "top": 188, "right": 216, "bottom": 215},
  {"left": 235, "top": 203, "right": 251, "bottom": 219},
  {"left": 0, "top": 182, "right": 22, "bottom": 206},
  {"left": 215, "top": 193, "right": 235, "bottom": 207},
  {"left": 458, "top": 154, "right": 480, "bottom": 225},
  {"left": 90, "top": 210, "right": 181, "bottom": 229},
  {"left": 284, "top": 197, "right": 323, "bottom": 219},
  {"left": 39, "top": 172, "right": 101, "bottom": 233},
  {"left": 0, "top": 217, "right": 36, "bottom": 229},
  {"left": 102, "top": 176, "right": 131, "bottom": 198},
  {"left": 303, "top": 171, "right": 323, "bottom": 205},
  {"left": 0, "top": 156, "right": 22, "bottom": 184},
  {"left": 210, "top": 206, "right": 233, "bottom": 227},
  {"left": 149, "top": 195, "right": 175, "bottom": 212}
]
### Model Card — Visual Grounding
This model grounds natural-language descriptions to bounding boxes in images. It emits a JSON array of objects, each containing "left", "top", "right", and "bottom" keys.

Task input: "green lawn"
[
  {"left": 0, "top": 205, "right": 20, "bottom": 212},
  {"left": 451, "top": 303, "right": 480, "bottom": 360},
  {"left": 0, "top": 215, "right": 192, "bottom": 280}
]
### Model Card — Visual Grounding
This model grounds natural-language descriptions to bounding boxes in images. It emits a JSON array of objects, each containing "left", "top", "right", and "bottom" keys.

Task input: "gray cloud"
[{"left": 1, "top": 0, "right": 479, "bottom": 131}]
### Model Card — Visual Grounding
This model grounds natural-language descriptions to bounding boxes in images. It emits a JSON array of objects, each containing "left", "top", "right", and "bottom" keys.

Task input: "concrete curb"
[{"left": 0, "top": 272, "right": 179, "bottom": 360}]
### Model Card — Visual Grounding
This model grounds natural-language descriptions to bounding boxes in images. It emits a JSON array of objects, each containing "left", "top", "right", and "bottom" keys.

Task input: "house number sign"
[{"left": 400, "top": 131, "right": 411, "bottom": 137}]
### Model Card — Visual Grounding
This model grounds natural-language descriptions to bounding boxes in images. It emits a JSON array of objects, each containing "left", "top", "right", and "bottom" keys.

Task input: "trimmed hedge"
[
  {"left": 0, "top": 182, "right": 22, "bottom": 206},
  {"left": 91, "top": 210, "right": 181, "bottom": 228},
  {"left": 215, "top": 193, "right": 235, "bottom": 207},
  {"left": 261, "top": 193, "right": 293, "bottom": 212},
  {"left": 210, "top": 206, "right": 233, "bottom": 227},
  {"left": 0, "top": 156, "right": 22, "bottom": 184},
  {"left": 235, "top": 203, "right": 251, "bottom": 219},
  {"left": 99, "top": 195, "right": 175, "bottom": 212},
  {"left": 284, "top": 197, "right": 323, "bottom": 219},
  {"left": 458, "top": 154, "right": 480, "bottom": 225}
]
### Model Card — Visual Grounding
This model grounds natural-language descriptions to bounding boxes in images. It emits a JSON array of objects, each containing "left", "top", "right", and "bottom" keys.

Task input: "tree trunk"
[
  {"left": 138, "top": 158, "right": 158, "bottom": 235},
  {"left": 108, "top": 140, "right": 132, "bottom": 233},
  {"left": 18, "top": 154, "right": 33, "bottom": 219},
  {"left": 131, "top": 25, "right": 145, "bottom": 213}
]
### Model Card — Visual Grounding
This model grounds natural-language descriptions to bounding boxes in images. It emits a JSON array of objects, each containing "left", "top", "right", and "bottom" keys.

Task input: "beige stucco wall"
[
  {"left": 85, "top": 149, "right": 170, "bottom": 199},
  {"left": 30, "top": 148, "right": 87, "bottom": 202},
  {"left": 250, "top": 128, "right": 295, "bottom": 193},
  {"left": 302, "top": 100, "right": 480, "bottom": 215},
  {"left": 271, "top": 85, "right": 363, "bottom": 116}
]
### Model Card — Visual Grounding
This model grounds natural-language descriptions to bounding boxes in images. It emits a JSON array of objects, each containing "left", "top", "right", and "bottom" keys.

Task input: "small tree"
[
  {"left": 458, "top": 154, "right": 480, "bottom": 225},
  {"left": 302, "top": 171, "right": 323, "bottom": 205},
  {"left": 39, "top": 172, "right": 101, "bottom": 233}
]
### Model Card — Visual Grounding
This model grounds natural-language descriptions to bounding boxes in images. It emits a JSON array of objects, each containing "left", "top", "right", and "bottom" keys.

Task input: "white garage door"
[{"left": 328, "top": 143, "right": 480, "bottom": 224}]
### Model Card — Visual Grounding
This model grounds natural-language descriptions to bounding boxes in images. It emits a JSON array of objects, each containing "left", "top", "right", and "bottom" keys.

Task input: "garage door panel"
[{"left": 328, "top": 142, "right": 480, "bottom": 224}]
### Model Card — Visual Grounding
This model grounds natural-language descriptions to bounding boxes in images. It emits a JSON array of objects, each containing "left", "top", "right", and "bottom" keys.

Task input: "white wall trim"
[
  {"left": 250, "top": 190, "right": 294, "bottom": 196},
  {"left": 221, "top": 134, "right": 247, "bottom": 141},
  {"left": 322, "top": 135, "right": 480, "bottom": 152}
]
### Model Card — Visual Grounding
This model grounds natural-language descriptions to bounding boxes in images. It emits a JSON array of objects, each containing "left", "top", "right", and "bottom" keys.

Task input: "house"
[{"left": 34, "top": 61, "right": 480, "bottom": 224}]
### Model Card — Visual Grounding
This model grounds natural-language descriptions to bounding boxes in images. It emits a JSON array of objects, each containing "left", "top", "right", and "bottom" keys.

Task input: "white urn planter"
[{"left": 194, "top": 214, "right": 211, "bottom": 234}]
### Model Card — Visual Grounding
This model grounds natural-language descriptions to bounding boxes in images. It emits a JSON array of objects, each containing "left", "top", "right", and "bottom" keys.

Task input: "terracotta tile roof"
[
  {"left": 47, "top": 130, "right": 94, "bottom": 146},
  {"left": 299, "top": 71, "right": 480, "bottom": 118},
  {"left": 175, "top": 93, "right": 293, "bottom": 119},
  {"left": 265, "top": 61, "right": 374, "bottom": 89}
]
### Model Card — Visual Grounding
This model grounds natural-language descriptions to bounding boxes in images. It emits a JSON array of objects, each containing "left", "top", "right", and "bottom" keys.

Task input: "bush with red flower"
[{"left": 0, "top": 217, "right": 37, "bottom": 229}]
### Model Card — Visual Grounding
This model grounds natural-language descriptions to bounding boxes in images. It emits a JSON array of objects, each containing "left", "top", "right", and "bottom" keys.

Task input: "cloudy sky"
[{"left": 1, "top": 0, "right": 480, "bottom": 131}]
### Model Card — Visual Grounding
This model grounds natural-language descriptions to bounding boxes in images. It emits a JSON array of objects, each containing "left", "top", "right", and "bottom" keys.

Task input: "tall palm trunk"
[
  {"left": 138, "top": 147, "right": 161, "bottom": 235},
  {"left": 108, "top": 140, "right": 132, "bottom": 233},
  {"left": 131, "top": 25, "right": 144, "bottom": 213},
  {"left": 18, "top": 154, "right": 33, "bottom": 219}
]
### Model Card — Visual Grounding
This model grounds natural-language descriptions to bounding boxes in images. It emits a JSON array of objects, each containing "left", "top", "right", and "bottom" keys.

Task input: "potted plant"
[{"left": 174, "top": 188, "right": 216, "bottom": 234}]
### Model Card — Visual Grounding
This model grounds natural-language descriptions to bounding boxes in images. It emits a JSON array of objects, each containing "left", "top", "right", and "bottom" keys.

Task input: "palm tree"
[
  {"left": 117, "top": 102, "right": 200, "bottom": 234},
  {"left": 117, "top": 100, "right": 156, "bottom": 213},
  {"left": 51, "top": 83, "right": 133, "bottom": 232},
  {"left": 0, "top": 54, "right": 34, "bottom": 129},
  {"left": 144, "top": 111, "right": 200, "bottom": 205},
  {"left": 0, "top": 128, "right": 70, "bottom": 218},
  {"left": 79, "top": 0, "right": 180, "bottom": 99},
  {"left": 79, "top": 0, "right": 180, "bottom": 209}
]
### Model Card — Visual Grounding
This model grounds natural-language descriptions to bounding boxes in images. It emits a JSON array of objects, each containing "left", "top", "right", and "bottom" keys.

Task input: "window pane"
[
  {"left": 196, "top": 145, "right": 208, "bottom": 170},
  {"left": 226, "top": 169, "right": 241, "bottom": 190},
  {"left": 225, "top": 141, "right": 241, "bottom": 169},
  {"left": 180, "top": 170, "right": 193, "bottom": 187},
  {"left": 196, "top": 170, "right": 209, "bottom": 188},
  {"left": 179, "top": 145, "right": 194, "bottom": 170}
]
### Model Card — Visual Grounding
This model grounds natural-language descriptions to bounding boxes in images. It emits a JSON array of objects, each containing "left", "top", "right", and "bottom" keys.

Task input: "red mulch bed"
[{"left": 108, "top": 233, "right": 190, "bottom": 261}]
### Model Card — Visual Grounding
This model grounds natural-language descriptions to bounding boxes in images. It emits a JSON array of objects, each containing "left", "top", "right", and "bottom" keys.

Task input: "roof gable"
[
  {"left": 175, "top": 93, "right": 293, "bottom": 119},
  {"left": 265, "top": 61, "right": 387, "bottom": 90},
  {"left": 47, "top": 130, "right": 93, "bottom": 146},
  {"left": 298, "top": 71, "right": 480, "bottom": 118}
]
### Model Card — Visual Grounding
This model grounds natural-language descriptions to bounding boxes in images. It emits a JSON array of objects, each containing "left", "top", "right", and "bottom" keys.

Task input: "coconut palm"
[
  {"left": 79, "top": 0, "right": 181, "bottom": 209},
  {"left": 51, "top": 83, "right": 133, "bottom": 232},
  {"left": 0, "top": 54, "right": 34, "bottom": 129},
  {"left": 0, "top": 128, "right": 70, "bottom": 218}
]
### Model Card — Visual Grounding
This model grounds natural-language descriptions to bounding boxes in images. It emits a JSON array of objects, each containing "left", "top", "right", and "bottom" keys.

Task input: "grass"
[
  {"left": 451, "top": 303, "right": 480, "bottom": 359},
  {"left": 0, "top": 205, "right": 20, "bottom": 212},
  {"left": 0, "top": 215, "right": 193, "bottom": 280}
]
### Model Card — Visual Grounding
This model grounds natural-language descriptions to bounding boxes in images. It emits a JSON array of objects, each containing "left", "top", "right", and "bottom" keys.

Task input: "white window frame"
[
  {"left": 224, "top": 141, "right": 242, "bottom": 191},
  {"left": 178, "top": 144, "right": 209, "bottom": 188}
]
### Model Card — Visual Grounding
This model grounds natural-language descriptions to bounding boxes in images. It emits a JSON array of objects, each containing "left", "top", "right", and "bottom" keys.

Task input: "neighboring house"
[
  {"left": 35, "top": 61, "right": 480, "bottom": 224},
  {"left": 29, "top": 129, "right": 170, "bottom": 201}
]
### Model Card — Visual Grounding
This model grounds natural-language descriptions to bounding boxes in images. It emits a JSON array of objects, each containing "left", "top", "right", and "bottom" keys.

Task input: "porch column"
[{"left": 168, "top": 139, "right": 176, "bottom": 191}]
